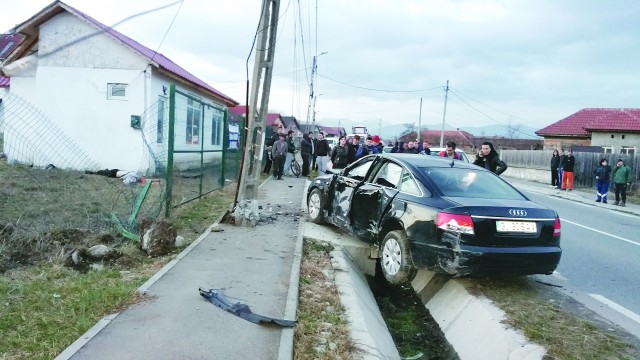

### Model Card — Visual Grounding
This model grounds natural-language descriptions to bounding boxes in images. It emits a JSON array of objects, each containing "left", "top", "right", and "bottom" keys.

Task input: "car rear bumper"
[{"left": 412, "top": 243, "right": 561, "bottom": 277}]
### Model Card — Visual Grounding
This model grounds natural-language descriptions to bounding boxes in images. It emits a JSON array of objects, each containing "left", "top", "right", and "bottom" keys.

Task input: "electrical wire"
[
  {"left": 449, "top": 90, "right": 539, "bottom": 138},
  {"left": 37, "top": 0, "right": 184, "bottom": 59},
  {"left": 145, "top": 0, "right": 184, "bottom": 69},
  {"left": 317, "top": 73, "right": 442, "bottom": 93}
]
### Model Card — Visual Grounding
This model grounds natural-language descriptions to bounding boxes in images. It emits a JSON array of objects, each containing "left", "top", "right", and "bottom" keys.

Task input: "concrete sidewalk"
[{"left": 58, "top": 175, "right": 308, "bottom": 360}]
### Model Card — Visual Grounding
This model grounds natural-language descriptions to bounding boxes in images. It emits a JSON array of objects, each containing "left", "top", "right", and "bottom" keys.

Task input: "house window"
[
  {"left": 611, "top": 134, "right": 614, "bottom": 139},
  {"left": 622, "top": 135, "right": 626, "bottom": 139},
  {"left": 211, "top": 108, "right": 223, "bottom": 146},
  {"left": 603, "top": 146, "right": 614, "bottom": 154},
  {"left": 107, "top": 83, "right": 127, "bottom": 100},
  {"left": 186, "top": 98, "right": 201, "bottom": 144},
  {"left": 157, "top": 97, "right": 166, "bottom": 144},
  {"left": 621, "top": 147, "right": 635, "bottom": 155}
]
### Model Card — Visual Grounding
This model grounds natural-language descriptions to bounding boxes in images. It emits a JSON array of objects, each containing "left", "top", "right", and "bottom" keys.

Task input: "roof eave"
[{"left": 156, "top": 67, "right": 238, "bottom": 107}]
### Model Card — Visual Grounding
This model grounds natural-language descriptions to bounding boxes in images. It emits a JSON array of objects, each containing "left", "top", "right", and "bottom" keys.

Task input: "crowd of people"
[
  {"left": 550, "top": 148, "right": 634, "bottom": 207},
  {"left": 263, "top": 131, "right": 512, "bottom": 178}
]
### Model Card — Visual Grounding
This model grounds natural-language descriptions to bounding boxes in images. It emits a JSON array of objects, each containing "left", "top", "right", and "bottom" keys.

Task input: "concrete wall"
[
  {"left": 591, "top": 132, "right": 640, "bottom": 153},
  {"left": 5, "top": 11, "right": 227, "bottom": 172}
]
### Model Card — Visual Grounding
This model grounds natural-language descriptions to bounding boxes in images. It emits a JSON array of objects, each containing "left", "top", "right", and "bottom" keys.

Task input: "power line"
[
  {"left": 317, "top": 73, "right": 441, "bottom": 93},
  {"left": 37, "top": 1, "right": 184, "bottom": 59},
  {"left": 449, "top": 90, "right": 538, "bottom": 138},
  {"left": 145, "top": 0, "right": 184, "bottom": 69}
]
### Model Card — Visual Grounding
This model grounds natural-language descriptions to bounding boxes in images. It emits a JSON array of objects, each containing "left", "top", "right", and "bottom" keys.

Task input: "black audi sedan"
[{"left": 307, "top": 153, "right": 561, "bottom": 284}]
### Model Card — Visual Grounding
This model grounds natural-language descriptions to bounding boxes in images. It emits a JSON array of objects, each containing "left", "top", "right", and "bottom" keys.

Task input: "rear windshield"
[{"left": 421, "top": 167, "right": 526, "bottom": 200}]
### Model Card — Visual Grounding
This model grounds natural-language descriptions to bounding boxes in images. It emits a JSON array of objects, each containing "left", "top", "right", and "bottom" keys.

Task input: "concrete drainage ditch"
[{"left": 302, "top": 221, "right": 546, "bottom": 360}]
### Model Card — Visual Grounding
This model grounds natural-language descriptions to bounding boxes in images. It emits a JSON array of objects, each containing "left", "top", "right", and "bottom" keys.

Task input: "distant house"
[
  {"left": 228, "top": 106, "right": 295, "bottom": 141},
  {"left": 298, "top": 123, "right": 321, "bottom": 135},
  {"left": 318, "top": 126, "right": 345, "bottom": 138},
  {"left": 0, "top": 1, "right": 238, "bottom": 171},
  {"left": 536, "top": 108, "right": 640, "bottom": 155},
  {"left": 400, "top": 130, "right": 475, "bottom": 150}
]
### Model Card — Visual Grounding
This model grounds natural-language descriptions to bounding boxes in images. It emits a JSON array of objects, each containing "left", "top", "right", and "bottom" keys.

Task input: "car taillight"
[
  {"left": 437, "top": 212, "right": 475, "bottom": 235},
  {"left": 553, "top": 217, "right": 561, "bottom": 237}
]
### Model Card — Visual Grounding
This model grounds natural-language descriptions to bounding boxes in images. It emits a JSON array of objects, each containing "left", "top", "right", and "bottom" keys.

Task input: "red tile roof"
[
  {"left": 0, "top": 33, "right": 24, "bottom": 60},
  {"left": 318, "top": 126, "right": 344, "bottom": 136},
  {"left": 9, "top": 2, "right": 238, "bottom": 106},
  {"left": 536, "top": 108, "right": 640, "bottom": 136},
  {"left": 228, "top": 106, "right": 281, "bottom": 126}
]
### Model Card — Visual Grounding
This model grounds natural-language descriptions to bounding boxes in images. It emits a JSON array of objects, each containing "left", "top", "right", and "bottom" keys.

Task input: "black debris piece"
[{"left": 199, "top": 288, "right": 296, "bottom": 327}]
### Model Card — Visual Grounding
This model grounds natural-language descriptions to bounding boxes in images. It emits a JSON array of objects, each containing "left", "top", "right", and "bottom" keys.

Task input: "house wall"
[
  {"left": 590, "top": 132, "right": 640, "bottom": 153},
  {"left": 6, "top": 11, "right": 228, "bottom": 172},
  {"left": 542, "top": 137, "right": 591, "bottom": 150}
]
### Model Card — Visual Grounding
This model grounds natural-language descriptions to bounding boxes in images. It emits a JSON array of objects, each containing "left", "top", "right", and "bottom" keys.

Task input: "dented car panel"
[{"left": 306, "top": 153, "right": 562, "bottom": 278}]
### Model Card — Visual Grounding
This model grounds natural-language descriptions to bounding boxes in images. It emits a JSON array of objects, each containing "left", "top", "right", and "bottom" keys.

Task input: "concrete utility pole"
[
  {"left": 418, "top": 97, "right": 423, "bottom": 142},
  {"left": 237, "top": 0, "right": 281, "bottom": 204},
  {"left": 307, "top": 52, "right": 327, "bottom": 135},
  {"left": 439, "top": 80, "right": 449, "bottom": 148}
]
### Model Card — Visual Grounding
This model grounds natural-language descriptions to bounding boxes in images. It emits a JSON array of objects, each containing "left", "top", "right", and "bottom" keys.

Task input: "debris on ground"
[{"left": 199, "top": 288, "right": 296, "bottom": 327}]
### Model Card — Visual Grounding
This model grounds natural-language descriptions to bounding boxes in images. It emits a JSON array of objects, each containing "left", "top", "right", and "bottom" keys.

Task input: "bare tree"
[{"left": 400, "top": 123, "right": 416, "bottom": 136}]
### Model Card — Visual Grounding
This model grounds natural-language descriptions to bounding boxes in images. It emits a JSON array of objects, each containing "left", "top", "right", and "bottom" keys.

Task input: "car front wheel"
[
  {"left": 307, "top": 188, "right": 324, "bottom": 224},
  {"left": 380, "top": 230, "right": 417, "bottom": 284}
]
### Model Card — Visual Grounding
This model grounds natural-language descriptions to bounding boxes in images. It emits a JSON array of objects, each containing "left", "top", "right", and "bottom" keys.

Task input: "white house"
[{"left": 0, "top": 1, "right": 238, "bottom": 172}]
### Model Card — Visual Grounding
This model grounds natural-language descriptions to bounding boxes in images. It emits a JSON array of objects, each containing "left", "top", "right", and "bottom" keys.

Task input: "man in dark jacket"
[
  {"left": 561, "top": 148, "right": 575, "bottom": 190},
  {"left": 354, "top": 136, "right": 378, "bottom": 160},
  {"left": 315, "top": 132, "right": 330, "bottom": 174},
  {"left": 347, "top": 135, "right": 361, "bottom": 164},
  {"left": 593, "top": 158, "right": 612, "bottom": 203},
  {"left": 300, "top": 133, "right": 312, "bottom": 177},
  {"left": 473, "top": 141, "right": 507, "bottom": 176},
  {"left": 263, "top": 132, "right": 280, "bottom": 174},
  {"left": 556, "top": 149, "right": 567, "bottom": 189},
  {"left": 283, "top": 130, "right": 296, "bottom": 176},
  {"left": 612, "top": 158, "right": 633, "bottom": 206}
]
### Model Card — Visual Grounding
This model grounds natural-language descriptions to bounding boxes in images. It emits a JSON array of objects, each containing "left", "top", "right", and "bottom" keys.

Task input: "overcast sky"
[{"left": 2, "top": 0, "right": 639, "bottom": 136}]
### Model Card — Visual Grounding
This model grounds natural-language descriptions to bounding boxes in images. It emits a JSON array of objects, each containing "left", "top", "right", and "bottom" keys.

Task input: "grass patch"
[
  {"left": 0, "top": 159, "right": 235, "bottom": 359},
  {"left": 370, "top": 275, "right": 458, "bottom": 359},
  {"left": 0, "top": 262, "right": 162, "bottom": 359},
  {"left": 474, "top": 277, "right": 639, "bottom": 360},
  {"left": 294, "top": 240, "right": 359, "bottom": 359}
]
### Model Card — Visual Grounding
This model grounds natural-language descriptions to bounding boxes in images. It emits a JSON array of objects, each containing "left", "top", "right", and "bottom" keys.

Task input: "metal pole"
[
  {"left": 237, "top": 0, "right": 280, "bottom": 203},
  {"left": 418, "top": 97, "right": 423, "bottom": 142},
  {"left": 439, "top": 80, "right": 449, "bottom": 148},
  {"left": 165, "top": 83, "right": 176, "bottom": 218}
]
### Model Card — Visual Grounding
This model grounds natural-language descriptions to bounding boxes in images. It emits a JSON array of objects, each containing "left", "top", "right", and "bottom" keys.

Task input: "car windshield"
[{"left": 420, "top": 167, "right": 525, "bottom": 199}]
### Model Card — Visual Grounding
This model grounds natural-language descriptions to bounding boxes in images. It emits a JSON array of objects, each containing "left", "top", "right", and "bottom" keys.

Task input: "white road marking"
[
  {"left": 560, "top": 218, "right": 640, "bottom": 247},
  {"left": 589, "top": 294, "right": 640, "bottom": 325},
  {"left": 518, "top": 187, "right": 637, "bottom": 218}
]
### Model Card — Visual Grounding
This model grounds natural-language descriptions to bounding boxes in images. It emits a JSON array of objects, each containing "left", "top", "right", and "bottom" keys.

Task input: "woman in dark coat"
[
  {"left": 330, "top": 136, "right": 350, "bottom": 170},
  {"left": 550, "top": 149, "right": 560, "bottom": 187}
]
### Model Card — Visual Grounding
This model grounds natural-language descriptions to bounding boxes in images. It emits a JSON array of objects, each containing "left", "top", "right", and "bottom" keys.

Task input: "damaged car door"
[
  {"left": 331, "top": 157, "right": 376, "bottom": 229},
  {"left": 351, "top": 160, "right": 402, "bottom": 241}
]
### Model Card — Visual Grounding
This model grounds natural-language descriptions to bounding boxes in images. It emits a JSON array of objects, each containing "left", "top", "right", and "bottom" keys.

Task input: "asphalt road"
[{"left": 514, "top": 185, "right": 640, "bottom": 339}]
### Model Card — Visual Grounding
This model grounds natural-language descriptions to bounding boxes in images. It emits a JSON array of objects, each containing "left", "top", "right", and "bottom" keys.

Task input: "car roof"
[{"left": 375, "top": 153, "right": 478, "bottom": 170}]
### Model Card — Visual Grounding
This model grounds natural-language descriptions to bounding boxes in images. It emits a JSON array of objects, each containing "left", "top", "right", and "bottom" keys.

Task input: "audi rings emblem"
[{"left": 509, "top": 209, "right": 527, "bottom": 217}]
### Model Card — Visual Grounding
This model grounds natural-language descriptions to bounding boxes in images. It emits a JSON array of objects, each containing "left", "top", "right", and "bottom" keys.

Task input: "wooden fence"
[{"left": 500, "top": 150, "right": 639, "bottom": 188}]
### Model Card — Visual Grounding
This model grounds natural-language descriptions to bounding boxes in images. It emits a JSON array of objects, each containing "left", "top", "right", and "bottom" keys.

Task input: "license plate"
[{"left": 496, "top": 221, "right": 537, "bottom": 233}]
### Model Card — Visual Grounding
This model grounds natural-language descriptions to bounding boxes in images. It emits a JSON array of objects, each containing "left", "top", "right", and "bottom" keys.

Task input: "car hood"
[{"left": 442, "top": 197, "right": 556, "bottom": 218}]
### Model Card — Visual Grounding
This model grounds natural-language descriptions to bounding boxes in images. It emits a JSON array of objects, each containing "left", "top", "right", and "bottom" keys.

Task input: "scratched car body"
[{"left": 306, "top": 153, "right": 562, "bottom": 284}]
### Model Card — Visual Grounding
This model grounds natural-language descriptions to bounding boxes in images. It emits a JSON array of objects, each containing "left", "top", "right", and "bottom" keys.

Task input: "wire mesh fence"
[{"left": 0, "top": 84, "right": 240, "bottom": 269}]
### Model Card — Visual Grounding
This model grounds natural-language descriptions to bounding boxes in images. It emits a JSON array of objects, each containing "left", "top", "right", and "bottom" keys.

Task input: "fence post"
[
  {"left": 220, "top": 109, "right": 229, "bottom": 188},
  {"left": 165, "top": 84, "right": 176, "bottom": 218},
  {"left": 199, "top": 102, "right": 205, "bottom": 197}
]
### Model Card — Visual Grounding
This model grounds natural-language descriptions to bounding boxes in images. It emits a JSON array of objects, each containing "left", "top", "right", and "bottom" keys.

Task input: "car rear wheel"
[
  {"left": 307, "top": 188, "right": 324, "bottom": 224},
  {"left": 380, "top": 230, "right": 417, "bottom": 284}
]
